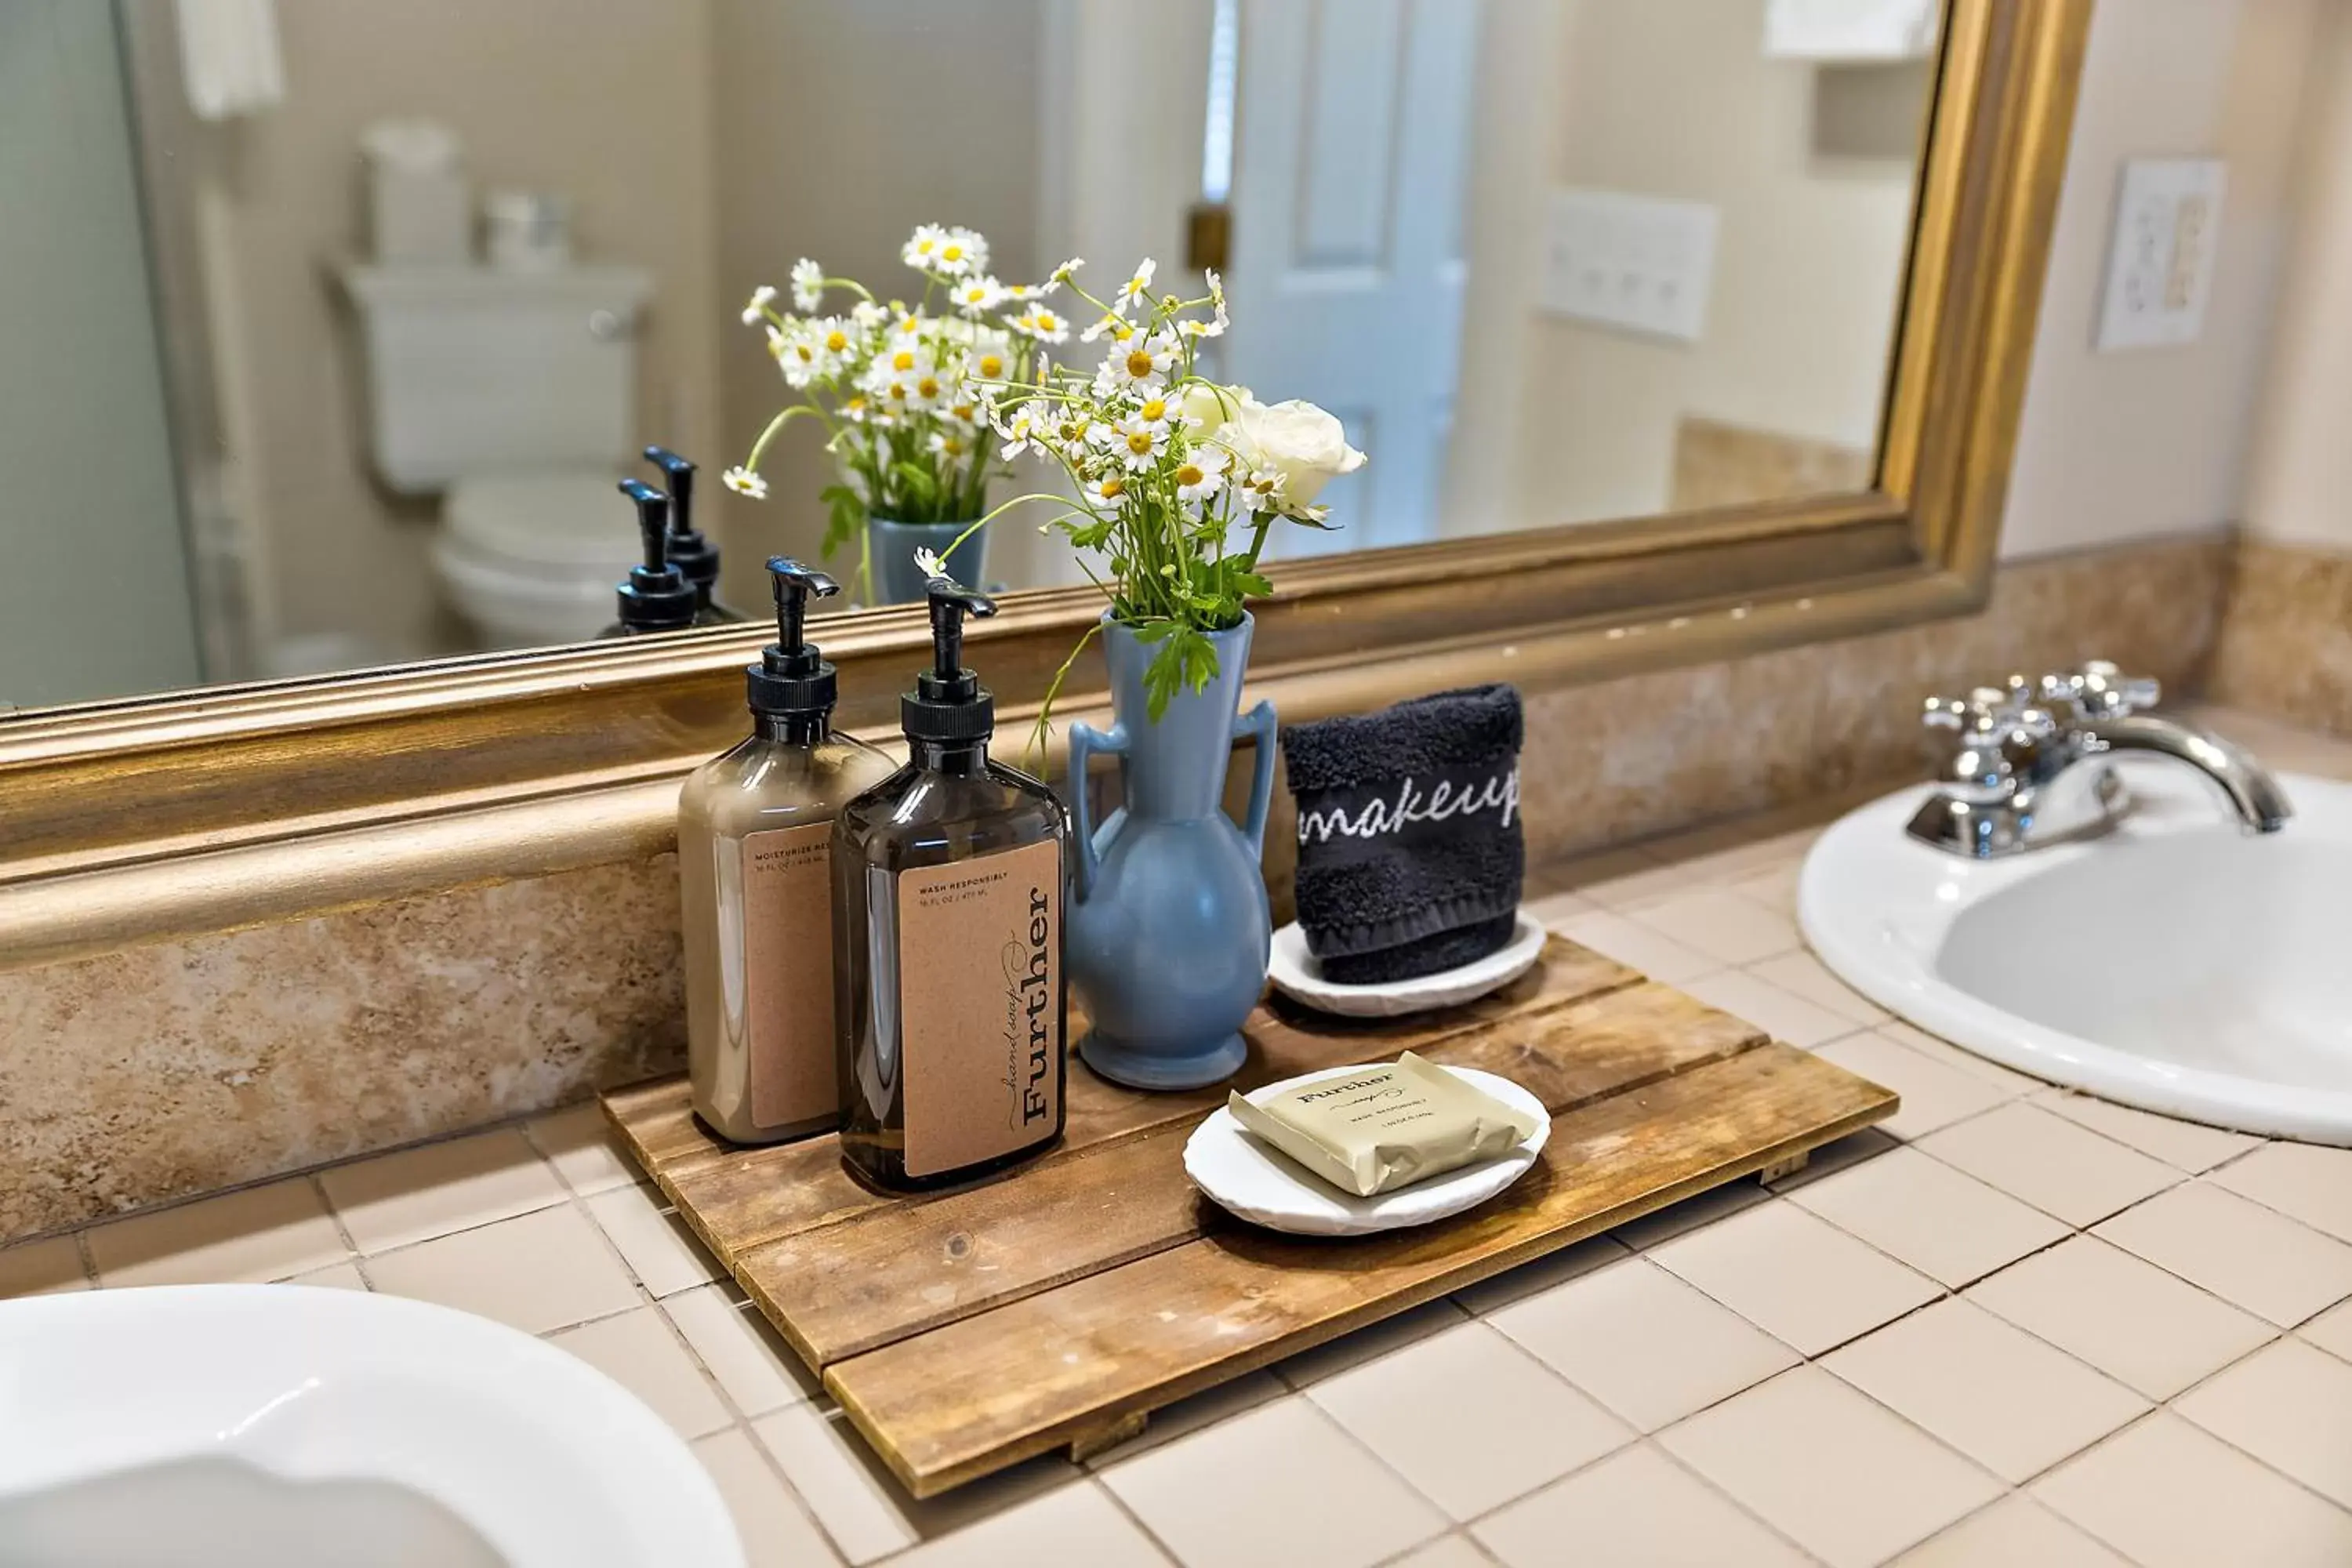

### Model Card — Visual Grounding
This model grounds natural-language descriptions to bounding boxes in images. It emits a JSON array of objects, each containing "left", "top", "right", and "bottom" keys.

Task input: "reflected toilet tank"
[{"left": 338, "top": 263, "right": 652, "bottom": 492}]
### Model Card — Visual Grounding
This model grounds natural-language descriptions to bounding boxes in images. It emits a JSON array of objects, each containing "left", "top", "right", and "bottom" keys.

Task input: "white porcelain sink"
[
  {"left": 0, "top": 1284, "right": 742, "bottom": 1568},
  {"left": 1803, "top": 761, "right": 2352, "bottom": 1144}
]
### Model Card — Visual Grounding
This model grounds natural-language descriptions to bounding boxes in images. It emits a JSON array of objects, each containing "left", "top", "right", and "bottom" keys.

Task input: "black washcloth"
[{"left": 1282, "top": 684, "right": 1524, "bottom": 985}]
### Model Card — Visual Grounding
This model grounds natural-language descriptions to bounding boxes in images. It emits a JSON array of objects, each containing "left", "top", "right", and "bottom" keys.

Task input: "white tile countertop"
[{"left": 3, "top": 706, "right": 2350, "bottom": 1566}]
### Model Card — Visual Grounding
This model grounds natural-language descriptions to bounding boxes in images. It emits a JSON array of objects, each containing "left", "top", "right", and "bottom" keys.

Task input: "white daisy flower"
[
  {"left": 950, "top": 275, "right": 1005, "bottom": 317},
  {"left": 840, "top": 394, "right": 872, "bottom": 424},
  {"left": 850, "top": 299, "right": 888, "bottom": 331},
  {"left": 927, "top": 430, "right": 972, "bottom": 465},
  {"left": 935, "top": 227, "right": 989, "bottom": 277},
  {"left": 902, "top": 224, "right": 949, "bottom": 270},
  {"left": 722, "top": 465, "right": 768, "bottom": 499},
  {"left": 776, "top": 318, "right": 851, "bottom": 388},
  {"left": 1095, "top": 331, "right": 1178, "bottom": 396},
  {"left": 789, "top": 259, "right": 825, "bottom": 311},
  {"left": 967, "top": 332, "right": 1013, "bottom": 382},
  {"left": 1112, "top": 416, "right": 1168, "bottom": 472},
  {"left": 1181, "top": 270, "right": 1230, "bottom": 339},
  {"left": 741, "top": 284, "right": 777, "bottom": 325},
  {"left": 1240, "top": 464, "right": 1287, "bottom": 513},
  {"left": 1049, "top": 257, "right": 1084, "bottom": 289},
  {"left": 995, "top": 401, "right": 1044, "bottom": 459},
  {"left": 1083, "top": 473, "right": 1131, "bottom": 511},
  {"left": 1172, "top": 445, "right": 1230, "bottom": 509},
  {"left": 1129, "top": 391, "right": 1178, "bottom": 433},
  {"left": 1078, "top": 312, "right": 1124, "bottom": 344},
  {"left": 1011, "top": 306, "right": 1071, "bottom": 344},
  {"left": 912, "top": 546, "right": 949, "bottom": 579},
  {"left": 1116, "top": 257, "right": 1157, "bottom": 312}
]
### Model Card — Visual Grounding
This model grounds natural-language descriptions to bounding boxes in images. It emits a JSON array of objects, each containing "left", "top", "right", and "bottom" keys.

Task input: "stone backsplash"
[{"left": 0, "top": 531, "right": 2233, "bottom": 1243}]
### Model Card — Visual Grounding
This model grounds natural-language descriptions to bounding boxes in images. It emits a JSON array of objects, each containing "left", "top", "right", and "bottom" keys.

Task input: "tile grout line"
[
  {"left": 1284, "top": 1374, "right": 1468, "bottom": 1551},
  {"left": 307, "top": 1171, "right": 369, "bottom": 1287},
  {"left": 2147, "top": 1328, "right": 2352, "bottom": 1523}
]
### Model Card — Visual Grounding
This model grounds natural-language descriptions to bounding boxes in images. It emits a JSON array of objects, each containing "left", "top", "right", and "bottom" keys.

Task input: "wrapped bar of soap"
[{"left": 1225, "top": 1052, "right": 1540, "bottom": 1197}]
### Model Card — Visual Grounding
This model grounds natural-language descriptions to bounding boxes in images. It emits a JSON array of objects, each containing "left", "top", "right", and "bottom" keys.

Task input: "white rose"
[
  {"left": 1178, "top": 381, "right": 1251, "bottom": 434},
  {"left": 1229, "top": 397, "right": 1367, "bottom": 506}
]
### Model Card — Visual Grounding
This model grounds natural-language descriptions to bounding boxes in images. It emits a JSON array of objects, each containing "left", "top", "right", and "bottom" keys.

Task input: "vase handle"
[
  {"left": 1067, "top": 719, "right": 1129, "bottom": 903},
  {"left": 1232, "top": 699, "right": 1279, "bottom": 859}
]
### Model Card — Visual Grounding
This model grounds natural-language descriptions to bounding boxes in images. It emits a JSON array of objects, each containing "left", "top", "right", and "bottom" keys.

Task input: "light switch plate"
[
  {"left": 1539, "top": 187, "right": 1719, "bottom": 344},
  {"left": 2096, "top": 157, "right": 2227, "bottom": 350}
]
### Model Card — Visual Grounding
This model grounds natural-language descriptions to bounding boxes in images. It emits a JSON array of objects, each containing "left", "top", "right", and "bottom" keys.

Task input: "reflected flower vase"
[
  {"left": 1068, "top": 614, "right": 1277, "bottom": 1091},
  {"left": 868, "top": 515, "right": 989, "bottom": 604}
]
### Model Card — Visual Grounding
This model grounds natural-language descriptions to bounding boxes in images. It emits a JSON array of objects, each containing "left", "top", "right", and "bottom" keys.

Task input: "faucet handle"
[
  {"left": 1922, "top": 684, "right": 2058, "bottom": 740},
  {"left": 2046, "top": 659, "right": 2161, "bottom": 721}
]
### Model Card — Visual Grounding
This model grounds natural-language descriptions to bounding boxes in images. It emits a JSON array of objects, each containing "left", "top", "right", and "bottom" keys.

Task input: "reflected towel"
[
  {"left": 1763, "top": 0, "right": 1939, "bottom": 60},
  {"left": 175, "top": 0, "right": 285, "bottom": 121}
]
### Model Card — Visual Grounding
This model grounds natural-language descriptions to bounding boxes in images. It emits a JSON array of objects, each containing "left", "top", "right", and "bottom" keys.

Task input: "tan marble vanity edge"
[
  {"left": 0, "top": 531, "right": 2230, "bottom": 1244},
  {"left": 2211, "top": 536, "right": 2352, "bottom": 740}
]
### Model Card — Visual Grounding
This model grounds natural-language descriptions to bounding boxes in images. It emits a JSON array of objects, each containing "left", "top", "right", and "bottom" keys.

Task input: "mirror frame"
[{"left": 0, "top": 0, "right": 2089, "bottom": 966}]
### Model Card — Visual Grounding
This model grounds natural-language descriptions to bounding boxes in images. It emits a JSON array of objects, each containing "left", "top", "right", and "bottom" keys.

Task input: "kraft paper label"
[
  {"left": 739, "top": 822, "right": 839, "bottom": 1128},
  {"left": 897, "top": 838, "right": 1062, "bottom": 1178}
]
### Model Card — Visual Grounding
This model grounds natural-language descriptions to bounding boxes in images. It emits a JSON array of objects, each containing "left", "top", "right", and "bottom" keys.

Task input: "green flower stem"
[
  {"left": 934, "top": 491, "right": 1076, "bottom": 570},
  {"left": 743, "top": 404, "right": 826, "bottom": 473}
]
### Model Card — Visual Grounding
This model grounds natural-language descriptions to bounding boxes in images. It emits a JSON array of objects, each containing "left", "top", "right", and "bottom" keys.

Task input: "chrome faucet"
[{"left": 1907, "top": 659, "right": 2291, "bottom": 858}]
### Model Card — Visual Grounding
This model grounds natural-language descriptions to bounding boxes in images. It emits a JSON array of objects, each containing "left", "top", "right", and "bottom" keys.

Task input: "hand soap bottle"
[
  {"left": 644, "top": 446, "right": 750, "bottom": 625},
  {"left": 679, "top": 557, "right": 895, "bottom": 1144},
  {"left": 604, "top": 479, "right": 700, "bottom": 637},
  {"left": 834, "top": 573, "right": 1069, "bottom": 1191}
]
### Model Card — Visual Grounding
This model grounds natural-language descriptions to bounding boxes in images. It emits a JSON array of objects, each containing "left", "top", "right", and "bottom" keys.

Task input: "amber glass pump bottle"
[
  {"left": 678, "top": 558, "right": 894, "bottom": 1143},
  {"left": 604, "top": 478, "right": 699, "bottom": 637},
  {"left": 643, "top": 446, "right": 750, "bottom": 625},
  {"left": 833, "top": 574, "right": 1069, "bottom": 1191}
]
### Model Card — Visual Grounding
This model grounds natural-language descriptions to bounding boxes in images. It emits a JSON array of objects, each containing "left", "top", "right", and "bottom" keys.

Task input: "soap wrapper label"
[
  {"left": 1227, "top": 1052, "right": 1537, "bottom": 1197},
  {"left": 896, "top": 839, "right": 1062, "bottom": 1179},
  {"left": 739, "top": 822, "right": 840, "bottom": 1129}
]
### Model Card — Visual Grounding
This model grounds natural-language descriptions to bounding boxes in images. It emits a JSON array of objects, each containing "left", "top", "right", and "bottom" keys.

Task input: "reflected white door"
[{"left": 1223, "top": 0, "right": 1483, "bottom": 555}]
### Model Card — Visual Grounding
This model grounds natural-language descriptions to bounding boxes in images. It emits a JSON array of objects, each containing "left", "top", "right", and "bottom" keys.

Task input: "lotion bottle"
[
  {"left": 604, "top": 479, "right": 699, "bottom": 637},
  {"left": 679, "top": 557, "right": 894, "bottom": 1143},
  {"left": 644, "top": 446, "right": 750, "bottom": 625},
  {"left": 834, "top": 573, "right": 1069, "bottom": 1191}
]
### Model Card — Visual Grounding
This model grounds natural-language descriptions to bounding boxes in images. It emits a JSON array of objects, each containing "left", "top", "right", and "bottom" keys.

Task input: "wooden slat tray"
[{"left": 606, "top": 938, "right": 1895, "bottom": 1496}]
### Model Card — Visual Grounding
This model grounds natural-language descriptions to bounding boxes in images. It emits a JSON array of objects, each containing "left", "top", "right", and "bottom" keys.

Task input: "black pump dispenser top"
[
  {"left": 902, "top": 575, "right": 997, "bottom": 745},
  {"left": 614, "top": 478, "right": 699, "bottom": 633},
  {"left": 644, "top": 445, "right": 724, "bottom": 610},
  {"left": 748, "top": 557, "right": 840, "bottom": 718}
]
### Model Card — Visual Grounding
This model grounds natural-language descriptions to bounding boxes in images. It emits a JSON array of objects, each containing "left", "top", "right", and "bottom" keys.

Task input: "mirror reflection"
[{"left": 2, "top": 0, "right": 1932, "bottom": 710}]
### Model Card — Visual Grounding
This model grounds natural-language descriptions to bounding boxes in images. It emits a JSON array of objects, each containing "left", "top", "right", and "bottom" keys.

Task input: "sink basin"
[
  {"left": 0, "top": 1284, "right": 743, "bottom": 1568},
  {"left": 1802, "top": 761, "right": 2352, "bottom": 1144}
]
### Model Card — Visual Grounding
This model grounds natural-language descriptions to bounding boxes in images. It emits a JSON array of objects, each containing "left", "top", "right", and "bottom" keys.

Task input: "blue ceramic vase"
[
  {"left": 868, "top": 515, "right": 990, "bottom": 604},
  {"left": 1069, "top": 614, "right": 1276, "bottom": 1091}
]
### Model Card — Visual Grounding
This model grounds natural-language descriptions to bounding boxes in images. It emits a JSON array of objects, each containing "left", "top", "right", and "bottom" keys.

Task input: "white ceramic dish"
[
  {"left": 1184, "top": 1064, "right": 1550, "bottom": 1236},
  {"left": 1266, "top": 909, "right": 1548, "bottom": 1018}
]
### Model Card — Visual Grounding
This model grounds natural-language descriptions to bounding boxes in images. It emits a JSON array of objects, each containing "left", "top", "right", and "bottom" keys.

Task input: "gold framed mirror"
[{"left": 0, "top": 0, "right": 2089, "bottom": 964}]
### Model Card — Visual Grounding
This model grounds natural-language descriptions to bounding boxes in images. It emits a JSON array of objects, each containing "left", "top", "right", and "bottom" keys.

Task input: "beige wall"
[
  {"left": 1998, "top": 0, "right": 2320, "bottom": 559},
  {"left": 706, "top": 0, "right": 1051, "bottom": 609},
  {"left": 182, "top": 0, "right": 720, "bottom": 662},
  {"left": 2239, "top": 0, "right": 2352, "bottom": 551},
  {"left": 1448, "top": 0, "right": 1918, "bottom": 535}
]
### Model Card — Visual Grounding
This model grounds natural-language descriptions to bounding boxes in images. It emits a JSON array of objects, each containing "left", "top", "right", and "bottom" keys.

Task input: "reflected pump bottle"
[
  {"left": 604, "top": 478, "right": 700, "bottom": 637},
  {"left": 678, "top": 558, "right": 895, "bottom": 1143},
  {"left": 834, "top": 573, "right": 1069, "bottom": 1191},
  {"left": 644, "top": 446, "right": 750, "bottom": 625}
]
